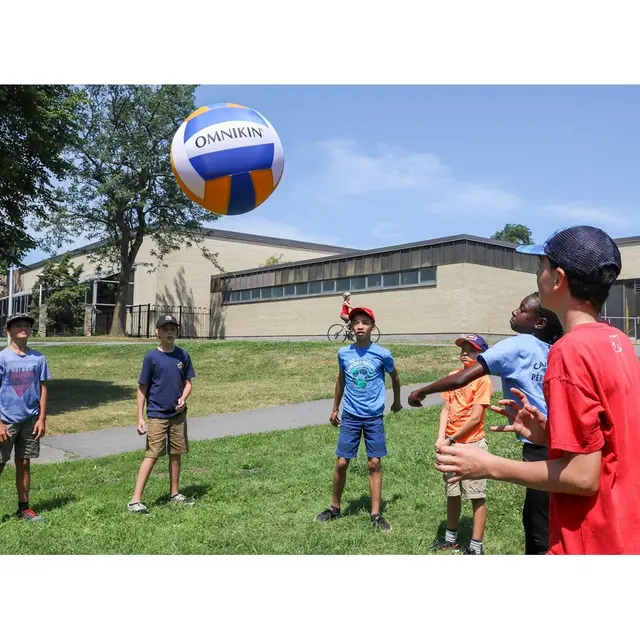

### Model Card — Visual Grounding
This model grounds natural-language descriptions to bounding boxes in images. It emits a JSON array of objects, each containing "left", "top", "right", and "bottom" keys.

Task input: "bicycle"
[{"left": 326, "top": 322, "right": 381, "bottom": 343}]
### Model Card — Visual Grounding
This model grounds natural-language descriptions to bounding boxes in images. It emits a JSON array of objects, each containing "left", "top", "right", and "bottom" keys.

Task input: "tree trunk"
[{"left": 109, "top": 268, "right": 131, "bottom": 336}]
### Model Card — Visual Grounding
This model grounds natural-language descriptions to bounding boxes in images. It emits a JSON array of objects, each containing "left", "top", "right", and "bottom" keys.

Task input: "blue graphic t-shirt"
[
  {"left": 477, "top": 334, "right": 550, "bottom": 444},
  {"left": 338, "top": 343, "right": 395, "bottom": 418},
  {"left": 0, "top": 347, "right": 52, "bottom": 424},
  {"left": 139, "top": 347, "right": 196, "bottom": 419}
]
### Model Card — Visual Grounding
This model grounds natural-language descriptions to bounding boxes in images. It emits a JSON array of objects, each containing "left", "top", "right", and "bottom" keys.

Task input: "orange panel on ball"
[
  {"left": 203, "top": 175, "right": 232, "bottom": 214},
  {"left": 250, "top": 169, "right": 275, "bottom": 208}
]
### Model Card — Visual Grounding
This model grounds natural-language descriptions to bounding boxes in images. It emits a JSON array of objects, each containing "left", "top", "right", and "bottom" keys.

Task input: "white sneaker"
[
  {"left": 127, "top": 501, "right": 149, "bottom": 514},
  {"left": 169, "top": 493, "right": 194, "bottom": 505}
]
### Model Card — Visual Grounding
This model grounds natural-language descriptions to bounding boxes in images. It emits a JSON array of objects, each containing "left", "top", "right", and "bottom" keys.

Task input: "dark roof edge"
[
  {"left": 18, "top": 228, "right": 354, "bottom": 272},
  {"left": 213, "top": 233, "right": 522, "bottom": 277}
]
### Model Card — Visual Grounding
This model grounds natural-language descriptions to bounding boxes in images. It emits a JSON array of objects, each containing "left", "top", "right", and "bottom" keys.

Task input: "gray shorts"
[{"left": 0, "top": 417, "right": 40, "bottom": 464}]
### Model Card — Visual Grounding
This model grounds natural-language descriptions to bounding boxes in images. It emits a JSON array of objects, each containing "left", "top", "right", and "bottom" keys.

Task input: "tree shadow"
[
  {"left": 343, "top": 493, "right": 403, "bottom": 516},
  {"left": 46, "top": 379, "right": 133, "bottom": 415},
  {"left": 153, "top": 483, "right": 212, "bottom": 506}
]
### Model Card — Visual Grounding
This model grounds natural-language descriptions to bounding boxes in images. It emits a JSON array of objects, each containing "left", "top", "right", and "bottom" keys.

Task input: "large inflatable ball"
[{"left": 170, "top": 103, "right": 284, "bottom": 215}]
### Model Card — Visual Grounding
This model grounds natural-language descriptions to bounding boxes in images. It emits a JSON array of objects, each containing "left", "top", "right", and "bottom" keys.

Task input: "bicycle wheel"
[
  {"left": 327, "top": 323, "right": 347, "bottom": 342},
  {"left": 372, "top": 326, "right": 381, "bottom": 343}
]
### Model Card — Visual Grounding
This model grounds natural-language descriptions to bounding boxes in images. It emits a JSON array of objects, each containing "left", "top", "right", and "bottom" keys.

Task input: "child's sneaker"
[
  {"left": 16, "top": 507, "right": 43, "bottom": 522},
  {"left": 464, "top": 546, "right": 485, "bottom": 555},
  {"left": 314, "top": 506, "right": 342, "bottom": 522},
  {"left": 127, "top": 502, "right": 149, "bottom": 514},
  {"left": 169, "top": 493, "right": 194, "bottom": 505},
  {"left": 430, "top": 538, "right": 461, "bottom": 552},
  {"left": 371, "top": 514, "right": 392, "bottom": 532}
]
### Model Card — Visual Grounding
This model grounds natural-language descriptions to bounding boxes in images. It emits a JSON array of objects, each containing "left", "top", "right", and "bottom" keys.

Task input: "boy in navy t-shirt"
[
  {"left": 0, "top": 313, "right": 51, "bottom": 522},
  {"left": 315, "top": 307, "right": 402, "bottom": 531},
  {"left": 128, "top": 314, "right": 195, "bottom": 514}
]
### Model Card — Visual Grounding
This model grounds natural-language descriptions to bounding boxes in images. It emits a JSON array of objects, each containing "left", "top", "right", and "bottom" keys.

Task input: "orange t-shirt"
[{"left": 441, "top": 369, "right": 492, "bottom": 443}]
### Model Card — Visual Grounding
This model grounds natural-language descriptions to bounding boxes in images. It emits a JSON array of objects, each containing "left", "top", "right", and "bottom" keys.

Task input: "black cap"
[
  {"left": 517, "top": 225, "right": 622, "bottom": 282},
  {"left": 6, "top": 313, "right": 35, "bottom": 330},
  {"left": 156, "top": 314, "right": 180, "bottom": 329}
]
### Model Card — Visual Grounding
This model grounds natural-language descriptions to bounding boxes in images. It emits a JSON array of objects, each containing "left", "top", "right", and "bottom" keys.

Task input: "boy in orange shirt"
[{"left": 432, "top": 334, "right": 492, "bottom": 555}]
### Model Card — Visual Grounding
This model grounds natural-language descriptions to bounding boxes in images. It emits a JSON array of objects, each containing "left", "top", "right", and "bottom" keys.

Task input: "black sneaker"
[
  {"left": 464, "top": 546, "right": 484, "bottom": 555},
  {"left": 371, "top": 514, "right": 392, "bottom": 532},
  {"left": 315, "top": 506, "right": 341, "bottom": 522},
  {"left": 430, "top": 538, "right": 461, "bottom": 552}
]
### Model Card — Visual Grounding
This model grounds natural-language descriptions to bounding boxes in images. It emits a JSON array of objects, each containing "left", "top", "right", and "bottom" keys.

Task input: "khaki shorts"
[
  {"left": 145, "top": 413, "right": 189, "bottom": 459},
  {"left": 444, "top": 438, "right": 488, "bottom": 500},
  {"left": 0, "top": 416, "right": 40, "bottom": 464}
]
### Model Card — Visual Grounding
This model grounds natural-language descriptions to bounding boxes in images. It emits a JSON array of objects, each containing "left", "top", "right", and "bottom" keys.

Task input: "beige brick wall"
[
  {"left": 141, "top": 235, "right": 343, "bottom": 309},
  {"left": 217, "top": 263, "right": 537, "bottom": 337},
  {"left": 619, "top": 244, "right": 640, "bottom": 280},
  {"left": 9, "top": 235, "right": 341, "bottom": 310}
]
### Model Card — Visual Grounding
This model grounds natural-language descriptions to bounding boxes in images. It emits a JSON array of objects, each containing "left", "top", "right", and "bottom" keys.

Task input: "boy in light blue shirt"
[
  {"left": 409, "top": 293, "right": 563, "bottom": 554},
  {"left": 315, "top": 307, "right": 402, "bottom": 532},
  {"left": 0, "top": 314, "right": 52, "bottom": 522}
]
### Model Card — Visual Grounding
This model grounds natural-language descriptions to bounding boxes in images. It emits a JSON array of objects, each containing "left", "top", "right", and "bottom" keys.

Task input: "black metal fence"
[{"left": 126, "top": 304, "right": 212, "bottom": 339}]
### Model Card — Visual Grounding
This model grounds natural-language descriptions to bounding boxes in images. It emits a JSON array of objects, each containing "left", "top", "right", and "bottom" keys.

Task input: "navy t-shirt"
[{"left": 138, "top": 347, "right": 195, "bottom": 419}]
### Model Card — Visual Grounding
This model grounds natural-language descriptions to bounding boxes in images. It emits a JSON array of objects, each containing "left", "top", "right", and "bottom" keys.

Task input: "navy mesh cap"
[{"left": 516, "top": 225, "right": 622, "bottom": 282}]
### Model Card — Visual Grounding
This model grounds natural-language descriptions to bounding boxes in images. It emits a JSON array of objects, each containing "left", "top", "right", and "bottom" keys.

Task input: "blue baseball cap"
[
  {"left": 455, "top": 334, "right": 489, "bottom": 352},
  {"left": 516, "top": 225, "right": 621, "bottom": 282}
]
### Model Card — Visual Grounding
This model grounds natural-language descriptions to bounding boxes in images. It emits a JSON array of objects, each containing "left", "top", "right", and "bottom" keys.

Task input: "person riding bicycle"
[{"left": 340, "top": 292, "right": 353, "bottom": 324}]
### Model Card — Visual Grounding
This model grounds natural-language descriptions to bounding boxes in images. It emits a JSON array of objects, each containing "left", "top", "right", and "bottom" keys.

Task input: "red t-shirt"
[
  {"left": 544, "top": 322, "right": 640, "bottom": 554},
  {"left": 340, "top": 303, "right": 350, "bottom": 316}
]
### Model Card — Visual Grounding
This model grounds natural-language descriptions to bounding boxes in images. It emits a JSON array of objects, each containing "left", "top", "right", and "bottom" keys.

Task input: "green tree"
[
  {"left": 0, "top": 85, "right": 84, "bottom": 270},
  {"left": 30, "top": 255, "right": 86, "bottom": 336},
  {"left": 262, "top": 253, "right": 290, "bottom": 266},
  {"left": 491, "top": 223, "right": 534, "bottom": 245},
  {"left": 38, "top": 85, "right": 221, "bottom": 336}
]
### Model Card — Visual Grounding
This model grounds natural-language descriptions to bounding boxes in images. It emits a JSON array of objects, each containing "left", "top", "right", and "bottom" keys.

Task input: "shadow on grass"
[
  {"left": 46, "top": 379, "right": 133, "bottom": 415},
  {"left": 343, "top": 493, "right": 403, "bottom": 516},
  {"left": 436, "top": 516, "right": 474, "bottom": 543},
  {"left": 153, "top": 484, "right": 212, "bottom": 506},
  {"left": 1, "top": 494, "right": 76, "bottom": 523}
]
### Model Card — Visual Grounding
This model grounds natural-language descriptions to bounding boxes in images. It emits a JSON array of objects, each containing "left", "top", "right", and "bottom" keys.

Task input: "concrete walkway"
[{"left": 29, "top": 376, "right": 503, "bottom": 465}]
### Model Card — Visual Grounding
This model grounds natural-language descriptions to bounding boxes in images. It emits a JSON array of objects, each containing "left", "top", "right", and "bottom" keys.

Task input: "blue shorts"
[{"left": 336, "top": 412, "right": 387, "bottom": 459}]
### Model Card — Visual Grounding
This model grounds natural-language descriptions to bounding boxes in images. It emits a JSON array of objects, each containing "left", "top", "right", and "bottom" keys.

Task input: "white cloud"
[
  {"left": 312, "top": 138, "right": 523, "bottom": 216},
  {"left": 542, "top": 203, "right": 631, "bottom": 228}
]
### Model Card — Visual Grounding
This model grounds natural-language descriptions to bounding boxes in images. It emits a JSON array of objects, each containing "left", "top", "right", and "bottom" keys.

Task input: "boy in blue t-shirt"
[
  {"left": 127, "top": 314, "right": 195, "bottom": 514},
  {"left": 408, "top": 293, "right": 563, "bottom": 554},
  {"left": 0, "top": 314, "right": 52, "bottom": 522},
  {"left": 315, "top": 307, "right": 402, "bottom": 531}
]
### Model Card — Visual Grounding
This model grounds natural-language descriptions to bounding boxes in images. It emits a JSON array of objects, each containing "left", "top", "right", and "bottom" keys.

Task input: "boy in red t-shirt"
[
  {"left": 340, "top": 292, "right": 353, "bottom": 324},
  {"left": 435, "top": 225, "right": 640, "bottom": 554}
]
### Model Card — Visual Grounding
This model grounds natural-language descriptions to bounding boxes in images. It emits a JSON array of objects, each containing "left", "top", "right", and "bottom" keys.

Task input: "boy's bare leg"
[
  {"left": 131, "top": 457, "right": 157, "bottom": 503},
  {"left": 15, "top": 458, "right": 30, "bottom": 504},
  {"left": 169, "top": 454, "right": 181, "bottom": 496},
  {"left": 471, "top": 498, "right": 487, "bottom": 541},
  {"left": 447, "top": 495, "right": 462, "bottom": 531},
  {"left": 331, "top": 457, "right": 350, "bottom": 508},
  {"left": 368, "top": 457, "right": 382, "bottom": 514}
]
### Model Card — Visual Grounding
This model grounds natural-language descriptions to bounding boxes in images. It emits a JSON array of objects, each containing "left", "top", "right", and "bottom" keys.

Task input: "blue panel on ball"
[
  {"left": 227, "top": 172, "right": 256, "bottom": 215},
  {"left": 188, "top": 144, "right": 275, "bottom": 182},
  {"left": 184, "top": 107, "right": 267, "bottom": 143}
]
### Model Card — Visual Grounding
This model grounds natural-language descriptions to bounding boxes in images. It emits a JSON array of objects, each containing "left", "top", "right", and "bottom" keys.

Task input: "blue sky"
[{"left": 25, "top": 85, "right": 640, "bottom": 263}]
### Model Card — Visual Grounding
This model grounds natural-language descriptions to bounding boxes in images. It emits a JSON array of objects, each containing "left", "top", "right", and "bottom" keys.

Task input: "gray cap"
[
  {"left": 156, "top": 314, "right": 180, "bottom": 329},
  {"left": 6, "top": 313, "right": 35, "bottom": 330}
]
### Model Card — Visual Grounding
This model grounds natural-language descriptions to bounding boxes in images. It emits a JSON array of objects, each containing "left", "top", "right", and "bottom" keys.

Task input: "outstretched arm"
[{"left": 408, "top": 362, "right": 488, "bottom": 406}]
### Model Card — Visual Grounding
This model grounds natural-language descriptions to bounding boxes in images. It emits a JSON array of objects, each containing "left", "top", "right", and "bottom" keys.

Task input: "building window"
[
  {"left": 383, "top": 272, "right": 400, "bottom": 287},
  {"left": 224, "top": 265, "right": 438, "bottom": 305}
]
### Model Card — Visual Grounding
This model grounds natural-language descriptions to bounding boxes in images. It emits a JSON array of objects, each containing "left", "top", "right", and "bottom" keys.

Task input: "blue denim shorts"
[{"left": 336, "top": 411, "right": 387, "bottom": 459}]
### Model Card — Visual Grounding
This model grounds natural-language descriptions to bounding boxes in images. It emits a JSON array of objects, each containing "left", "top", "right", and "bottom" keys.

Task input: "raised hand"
[{"left": 489, "top": 388, "right": 547, "bottom": 446}]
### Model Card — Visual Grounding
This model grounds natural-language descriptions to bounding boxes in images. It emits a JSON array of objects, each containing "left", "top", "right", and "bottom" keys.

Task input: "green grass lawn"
[
  {"left": 0, "top": 397, "right": 525, "bottom": 555},
  {"left": 39, "top": 340, "right": 462, "bottom": 435}
]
